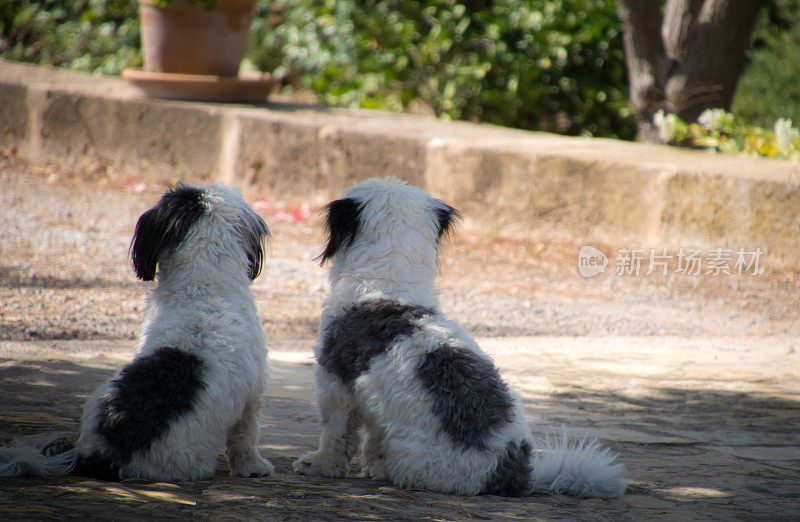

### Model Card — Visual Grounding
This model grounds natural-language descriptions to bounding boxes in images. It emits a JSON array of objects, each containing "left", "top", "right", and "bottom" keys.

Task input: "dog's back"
[{"left": 316, "top": 294, "right": 534, "bottom": 495}]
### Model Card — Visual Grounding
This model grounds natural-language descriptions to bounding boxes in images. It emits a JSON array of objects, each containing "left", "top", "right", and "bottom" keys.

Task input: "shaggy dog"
[
  {"left": 0, "top": 182, "right": 274, "bottom": 481},
  {"left": 293, "top": 177, "right": 627, "bottom": 497}
]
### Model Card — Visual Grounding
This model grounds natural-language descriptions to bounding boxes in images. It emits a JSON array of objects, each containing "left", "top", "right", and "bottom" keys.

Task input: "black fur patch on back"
[
  {"left": 319, "top": 197, "right": 363, "bottom": 265},
  {"left": 481, "top": 440, "right": 533, "bottom": 497},
  {"left": 416, "top": 344, "right": 513, "bottom": 451},
  {"left": 130, "top": 184, "right": 206, "bottom": 281},
  {"left": 96, "top": 347, "right": 205, "bottom": 465},
  {"left": 319, "top": 299, "right": 435, "bottom": 385},
  {"left": 434, "top": 200, "right": 460, "bottom": 243}
]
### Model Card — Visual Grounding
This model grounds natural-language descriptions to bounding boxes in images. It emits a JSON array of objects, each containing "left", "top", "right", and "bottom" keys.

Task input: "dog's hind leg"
[
  {"left": 293, "top": 368, "right": 361, "bottom": 478},
  {"left": 226, "top": 397, "right": 274, "bottom": 478},
  {"left": 359, "top": 424, "right": 389, "bottom": 480}
]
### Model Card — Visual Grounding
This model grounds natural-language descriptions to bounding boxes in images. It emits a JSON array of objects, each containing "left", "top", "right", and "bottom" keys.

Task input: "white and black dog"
[
  {"left": 293, "top": 177, "right": 627, "bottom": 497},
  {"left": 0, "top": 182, "right": 274, "bottom": 481}
]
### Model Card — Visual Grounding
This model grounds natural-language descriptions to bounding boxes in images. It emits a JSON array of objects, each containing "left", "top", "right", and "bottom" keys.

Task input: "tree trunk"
[{"left": 618, "top": 0, "right": 763, "bottom": 143}]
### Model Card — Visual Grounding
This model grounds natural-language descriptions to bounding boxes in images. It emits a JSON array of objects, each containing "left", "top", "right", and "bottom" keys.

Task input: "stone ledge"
[{"left": 2, "top": 60, "right": 799, "bottom": 264}]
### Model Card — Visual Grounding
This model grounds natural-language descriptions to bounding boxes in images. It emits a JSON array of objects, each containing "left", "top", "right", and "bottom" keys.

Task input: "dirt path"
[{"left": 1, "top": 163, "right": 799, "bottom": 520}]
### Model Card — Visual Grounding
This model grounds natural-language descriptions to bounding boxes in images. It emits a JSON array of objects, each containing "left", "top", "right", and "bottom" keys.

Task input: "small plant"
[{"left": 653, "top": 108, "right": 800, "bottom": 161}]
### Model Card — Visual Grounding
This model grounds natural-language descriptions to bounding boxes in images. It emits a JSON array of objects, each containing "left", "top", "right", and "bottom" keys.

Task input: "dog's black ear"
[
  {"left": 241, "top": 210, "right": 270, "bottom": 280},
  {"left": 130, "top": 184, "right": 206, "bottom": 281},
  {"left": 319, "top": 197, "right": 363, "bottom": 265},
  {"left": 434, "top": 200, "right": 461, "bottom": 243}
]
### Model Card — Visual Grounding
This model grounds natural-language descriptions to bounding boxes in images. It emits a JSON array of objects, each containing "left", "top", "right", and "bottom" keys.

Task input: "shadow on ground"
[{"left": 1, "top": 346, "right": 799, "bottom": 520}]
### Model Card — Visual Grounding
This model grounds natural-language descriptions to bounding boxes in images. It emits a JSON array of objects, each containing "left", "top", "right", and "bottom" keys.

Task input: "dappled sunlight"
[
  {"left": 44, "top": 481, "right": 202, "bottom": 507},
  {"left": 279, "top": 384, "right": 308, "bottom": 391},
  {"left": 27, "top": 379, "right": 60, "bottom": 388},
  {"left": 655, "top": 487, "right": 730, "bottom": 501},
  {"left": 261, "top": 444, "right": 306, "bottom": 452},
  {"left": 202, "top": 489, "right": 260, "bottom": 502},
  {"left": 503, "top": 375, "right": 555, "bottom": 396},
  {"left": 100, "top": 485, "right": 140, "bottom": 502},
  {"left": 40, "top": 367, "right": 80, "bottom": 376},
  {"left": 92, "top": 483, "right": 199, "bottom": 505},
  {"left": 131, "top": 488, "right": 197, "bottom": 506},
  {"left": 3, "top": 338, "right": 798, "bottom": 519},
  {"left": 269, "top": 351, "right": 316, "bottom": 365}
]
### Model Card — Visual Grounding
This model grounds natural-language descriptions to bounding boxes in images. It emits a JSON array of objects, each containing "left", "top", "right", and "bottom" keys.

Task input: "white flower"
[
  {"left": 697, "top": 108, "right": 734, "bottom": 132},
  {"left": 774, "top": 118, "right": 799, "bottom": 155},
  {"left": 653, "top": 109, "right": 680, "bottom": 142}
]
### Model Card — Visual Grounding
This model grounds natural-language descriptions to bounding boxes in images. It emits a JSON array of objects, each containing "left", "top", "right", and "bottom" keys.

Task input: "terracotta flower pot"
[{"left": 139, "top": 0, "right": 256, "bottom": 77}]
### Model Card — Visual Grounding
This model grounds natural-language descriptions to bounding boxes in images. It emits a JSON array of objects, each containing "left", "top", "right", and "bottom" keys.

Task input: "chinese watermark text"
[{"left": 579, "top": 246, "right": 763, "bottom": 278}]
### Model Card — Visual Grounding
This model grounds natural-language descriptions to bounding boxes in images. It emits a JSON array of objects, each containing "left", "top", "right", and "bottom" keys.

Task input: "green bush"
[
  {"left": 4, "top": 0, "right": 800, "bottom": 141},
  {"left": 733, "top": 0, "right": 800, "bottom": 128},
  {"left": 0, "top": 0, "right": 640, "bottom": 138},
  {"left": 249, "top": 0, "right": 634, "bottom": 138},
  {"left": 16, "top": 0, "right": 800, "bottom": 141},
  {"left": 0, "top": 0, "right": 141, "bottom": 75}
]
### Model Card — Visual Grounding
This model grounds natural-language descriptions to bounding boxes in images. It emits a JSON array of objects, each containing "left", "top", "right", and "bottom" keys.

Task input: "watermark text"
[{"left": 578, "top": 246, "right": 763, "bottom": 278}]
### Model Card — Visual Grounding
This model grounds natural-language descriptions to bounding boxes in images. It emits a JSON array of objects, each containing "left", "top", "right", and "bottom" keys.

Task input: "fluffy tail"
[
  {"left": 530, "top": 429, "right": 628, "bottom": 498},
  {"left": 0, "top": 433, "right": 78, "bottom": 477}
]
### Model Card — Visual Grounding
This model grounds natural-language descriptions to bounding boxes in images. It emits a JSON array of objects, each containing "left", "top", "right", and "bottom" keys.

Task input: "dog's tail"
[
  {"left": 530, "top": 428, "right": 628, "bottom": 498},
  {"left": 0, "top": 433, "right": 78, "bottom": 477}
]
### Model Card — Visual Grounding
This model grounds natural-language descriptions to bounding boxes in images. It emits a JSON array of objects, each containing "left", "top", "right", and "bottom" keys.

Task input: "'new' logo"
[{"left": 577, "top": 246, "right": 607, "bottom": 278}]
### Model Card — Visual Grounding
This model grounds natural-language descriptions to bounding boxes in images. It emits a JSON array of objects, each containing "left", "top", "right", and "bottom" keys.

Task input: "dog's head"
[
  {"left": 130, "top": 182, "right": 269, "bottom": 282},
  {"left": 320, "top": 177, "right": 459, "bottom": 286}
]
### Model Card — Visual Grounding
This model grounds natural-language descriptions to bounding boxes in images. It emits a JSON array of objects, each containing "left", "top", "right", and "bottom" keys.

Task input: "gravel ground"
[
  {"left": 1, "top": 160, "right": 799, "bottom": 520},
  {"left": 2, "top": 162, "right": 797, "bottom": 343}
]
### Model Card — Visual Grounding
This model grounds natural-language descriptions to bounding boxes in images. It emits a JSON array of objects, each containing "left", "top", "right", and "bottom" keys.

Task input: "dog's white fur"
[
  {"left": 293, "top": 177, "right": 628, "bottom": 497},
  {"left": 0, "top": 183, "right": 274, "bottom": 481}
]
